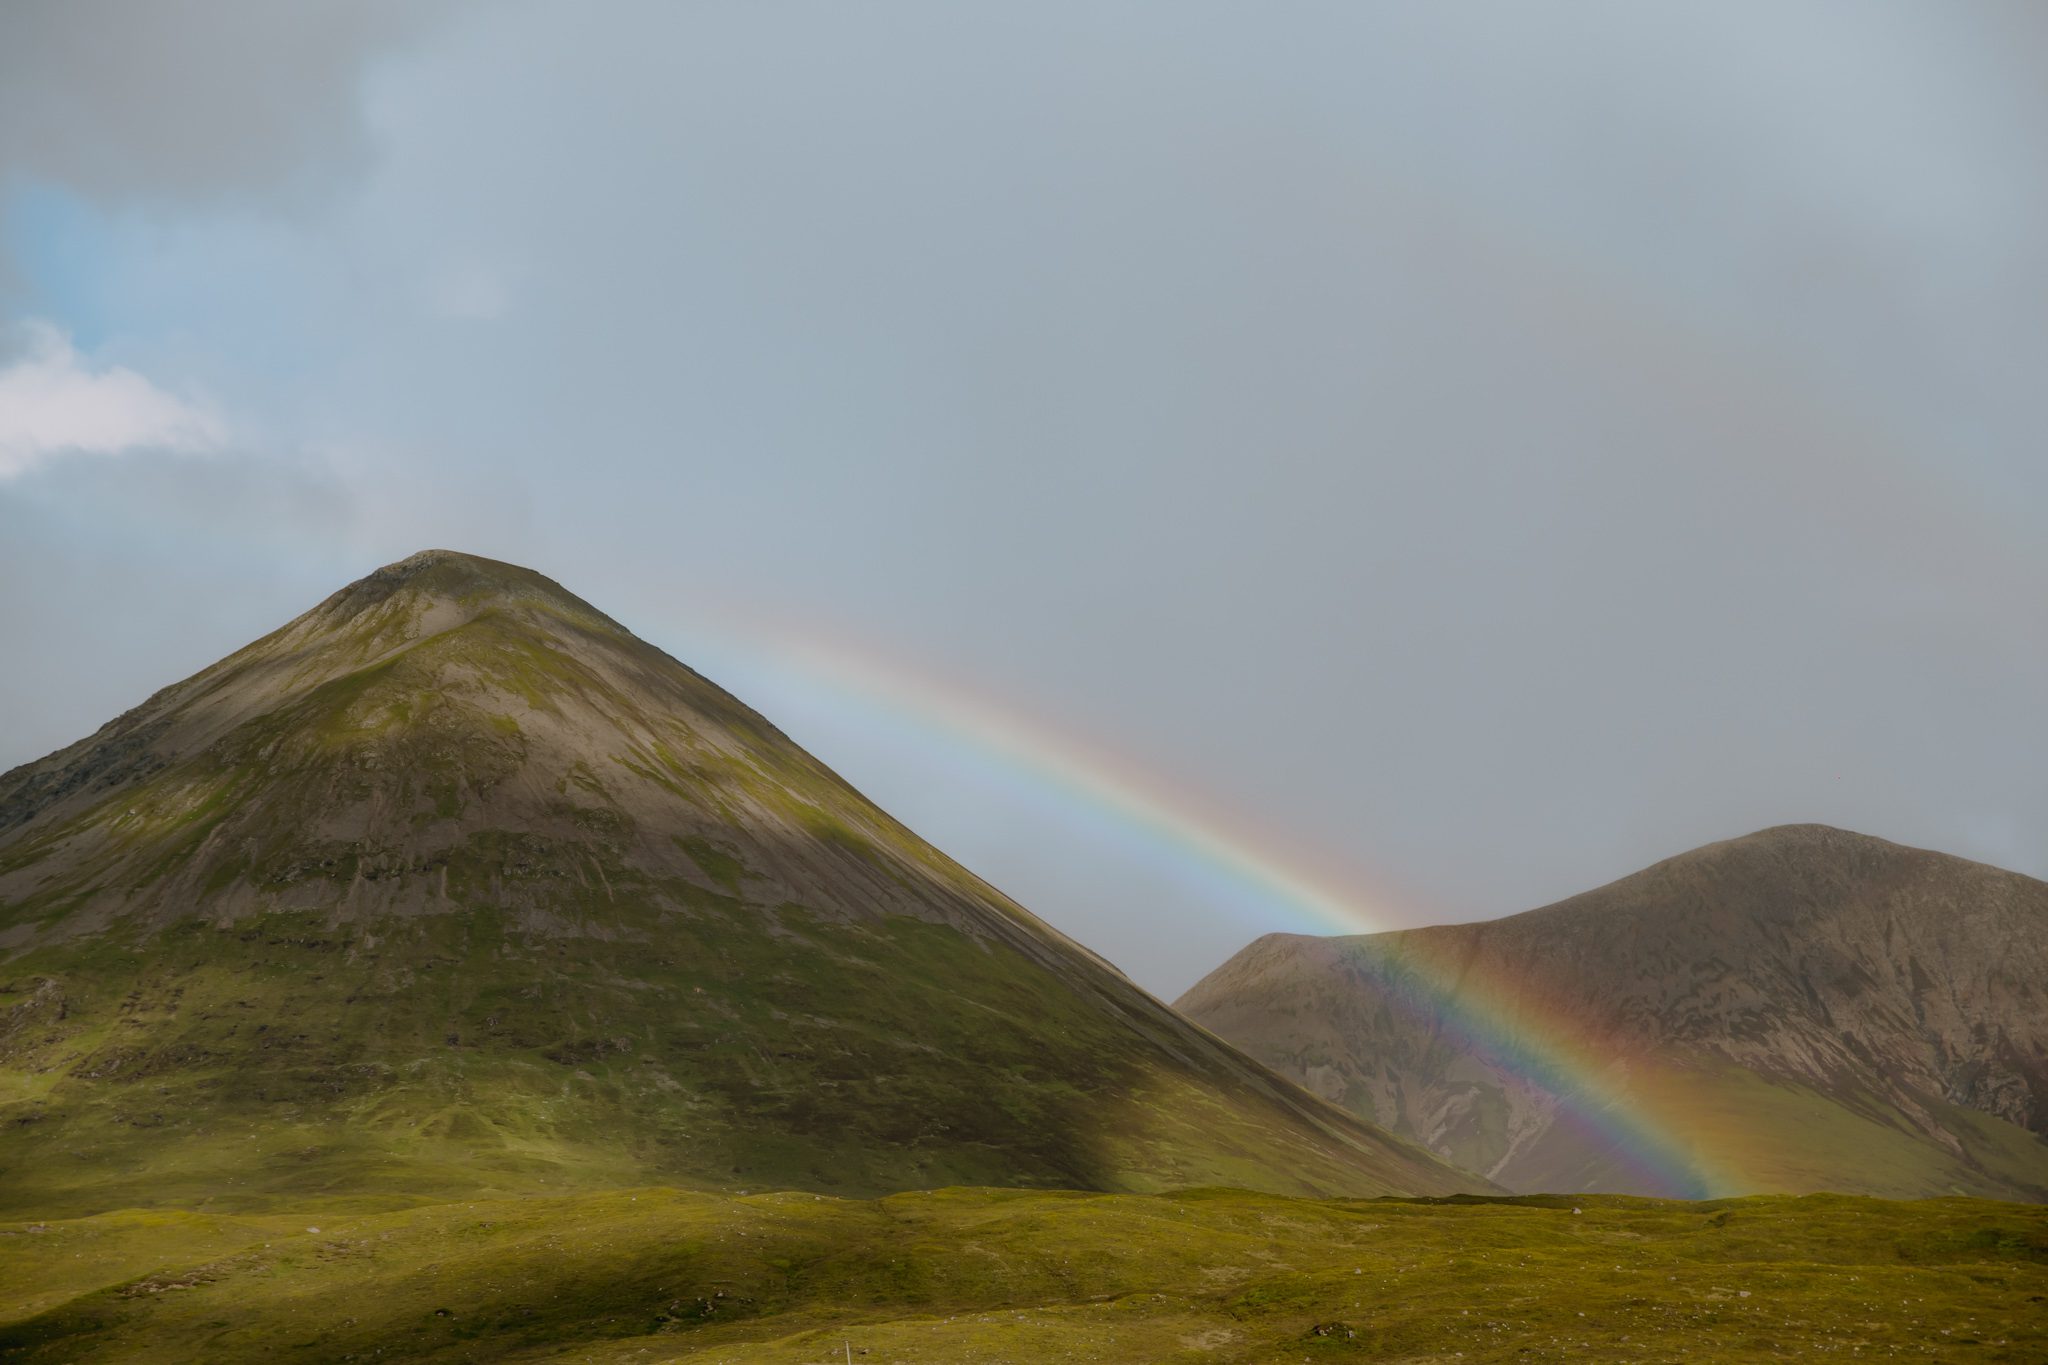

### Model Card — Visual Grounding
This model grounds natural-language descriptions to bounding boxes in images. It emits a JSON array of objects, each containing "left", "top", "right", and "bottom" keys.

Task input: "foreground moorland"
[{"left": 2, "top": 1187, "right": 2044, "bottom": 1363}]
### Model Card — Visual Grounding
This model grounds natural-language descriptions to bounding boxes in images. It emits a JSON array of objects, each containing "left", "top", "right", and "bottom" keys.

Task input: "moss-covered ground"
[{"left": 1, "top": 1187, "right": 2042, "bottom": 1362}]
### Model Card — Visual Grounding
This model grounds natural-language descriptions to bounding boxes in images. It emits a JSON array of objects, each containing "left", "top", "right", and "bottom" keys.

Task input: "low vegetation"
[{"left": 2, "top": 1187, "right": 2043, "bottom": 1362}]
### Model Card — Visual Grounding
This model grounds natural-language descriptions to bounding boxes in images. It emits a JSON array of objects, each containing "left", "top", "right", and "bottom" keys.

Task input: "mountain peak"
[
  {"left": 1709, "top": 822, "right": 1902, "bottom": 857},
  {"left": 0, "top": 551, "right": 660, "bottom": 851},
  {"left": 314, "top": 549, "right": 625, "bottom": 636},
  {"left": 1735, "top": 821, "right": 1861, "bottom": 843}
]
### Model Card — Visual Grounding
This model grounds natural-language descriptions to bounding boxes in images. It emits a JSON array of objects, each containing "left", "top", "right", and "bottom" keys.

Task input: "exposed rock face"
[
  {"left": 0, "top": 550, "right": 1481, "bottom": 1215},
  {"left": 1179, "top": 825, "right": 2048, "bottom": 1200}
]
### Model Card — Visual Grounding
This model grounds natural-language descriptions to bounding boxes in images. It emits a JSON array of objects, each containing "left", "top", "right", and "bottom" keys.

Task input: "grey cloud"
[{"left": 0, "top": 0, "right": 461, "bottom": 203}]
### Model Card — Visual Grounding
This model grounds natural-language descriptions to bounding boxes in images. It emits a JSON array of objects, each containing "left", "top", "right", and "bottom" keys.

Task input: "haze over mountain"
[
  {"left": 0, "top": 550, "right": 1478, "bottom": 1216},
  {"left": 1180, "top": 825, "right": 2048, "bottom": 1201}
]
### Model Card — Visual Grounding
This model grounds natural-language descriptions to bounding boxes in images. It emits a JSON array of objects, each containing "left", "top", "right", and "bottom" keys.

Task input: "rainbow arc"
[{"left": 673, "top": 621, "right": 1739, "bottom": 1196}]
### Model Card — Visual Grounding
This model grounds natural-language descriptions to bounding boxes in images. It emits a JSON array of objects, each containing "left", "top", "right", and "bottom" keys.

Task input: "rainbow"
[{"left": 666, "top": 619, "right": 1738, "bottom": 1197}]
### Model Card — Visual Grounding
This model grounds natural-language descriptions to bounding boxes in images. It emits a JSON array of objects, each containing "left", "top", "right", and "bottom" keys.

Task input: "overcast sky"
[{"left": 2, "top": 2, "right": 2043, "bottom": 997}]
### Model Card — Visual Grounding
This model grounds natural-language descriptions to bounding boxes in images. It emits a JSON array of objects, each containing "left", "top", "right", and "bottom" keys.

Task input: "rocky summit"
[
  {"left": 1179, "top": 825, "right": 2048, "bottom": 1200},
  {"left": 0, "top": 551, "right": 1478, "bottom": 1216}
]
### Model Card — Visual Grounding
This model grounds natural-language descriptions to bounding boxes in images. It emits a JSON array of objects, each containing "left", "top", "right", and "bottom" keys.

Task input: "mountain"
[
  {"left": 0, "top": 550, "right": 1478, "bottom": 1216},
  {"left": 1178, "top": 825, "right": 2048, "bottom": 1200}
]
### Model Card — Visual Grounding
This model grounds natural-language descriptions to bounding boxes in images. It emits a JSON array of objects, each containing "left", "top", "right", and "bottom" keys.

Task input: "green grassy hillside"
[
  {"left": 2, "top": 1187, "right": 2042, "bottom": 1362},
  {"left": 0, "top": 901, "right": 1433, "bottom": 1217},
  {"left": 0, "top": 551, "right": 1475, "bottom": 1214}
]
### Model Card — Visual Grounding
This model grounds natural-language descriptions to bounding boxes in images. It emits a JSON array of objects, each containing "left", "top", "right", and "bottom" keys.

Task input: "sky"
[{"left": 1, "top": 1, "right": 2043, "bottom": 998}]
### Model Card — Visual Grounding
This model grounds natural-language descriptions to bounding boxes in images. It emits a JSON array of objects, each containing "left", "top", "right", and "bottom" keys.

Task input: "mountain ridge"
[{"left": 1178, "top": 824, "right": 2048, "bottom": 1199}]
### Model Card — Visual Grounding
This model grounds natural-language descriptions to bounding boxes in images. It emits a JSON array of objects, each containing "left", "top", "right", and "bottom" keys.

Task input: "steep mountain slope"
[
  {"left": 1179, "top": 825, "right": 2048, "bottom": 1200},
  {"left": 0, "top": 551, "right": 1479, "bottom": 1216}
]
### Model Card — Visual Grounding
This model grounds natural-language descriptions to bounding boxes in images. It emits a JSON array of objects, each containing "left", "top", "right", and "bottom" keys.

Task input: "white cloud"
[{"left": 0, "top": 322, "right": 227, "bottom": 479}]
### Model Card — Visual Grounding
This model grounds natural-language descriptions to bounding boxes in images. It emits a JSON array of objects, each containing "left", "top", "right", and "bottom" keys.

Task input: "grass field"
[{"left": 2, "top": 1186, "right": 2043, "bottom": 1362}]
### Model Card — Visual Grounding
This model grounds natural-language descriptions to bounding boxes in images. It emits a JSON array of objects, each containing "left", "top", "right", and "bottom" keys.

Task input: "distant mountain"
[
  {"left": 0, "top": 551, "right": 1479, "bottom": 1215},
  {"left": 1178, "top": 825, "right": 2048, "bottom": 1200}
]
